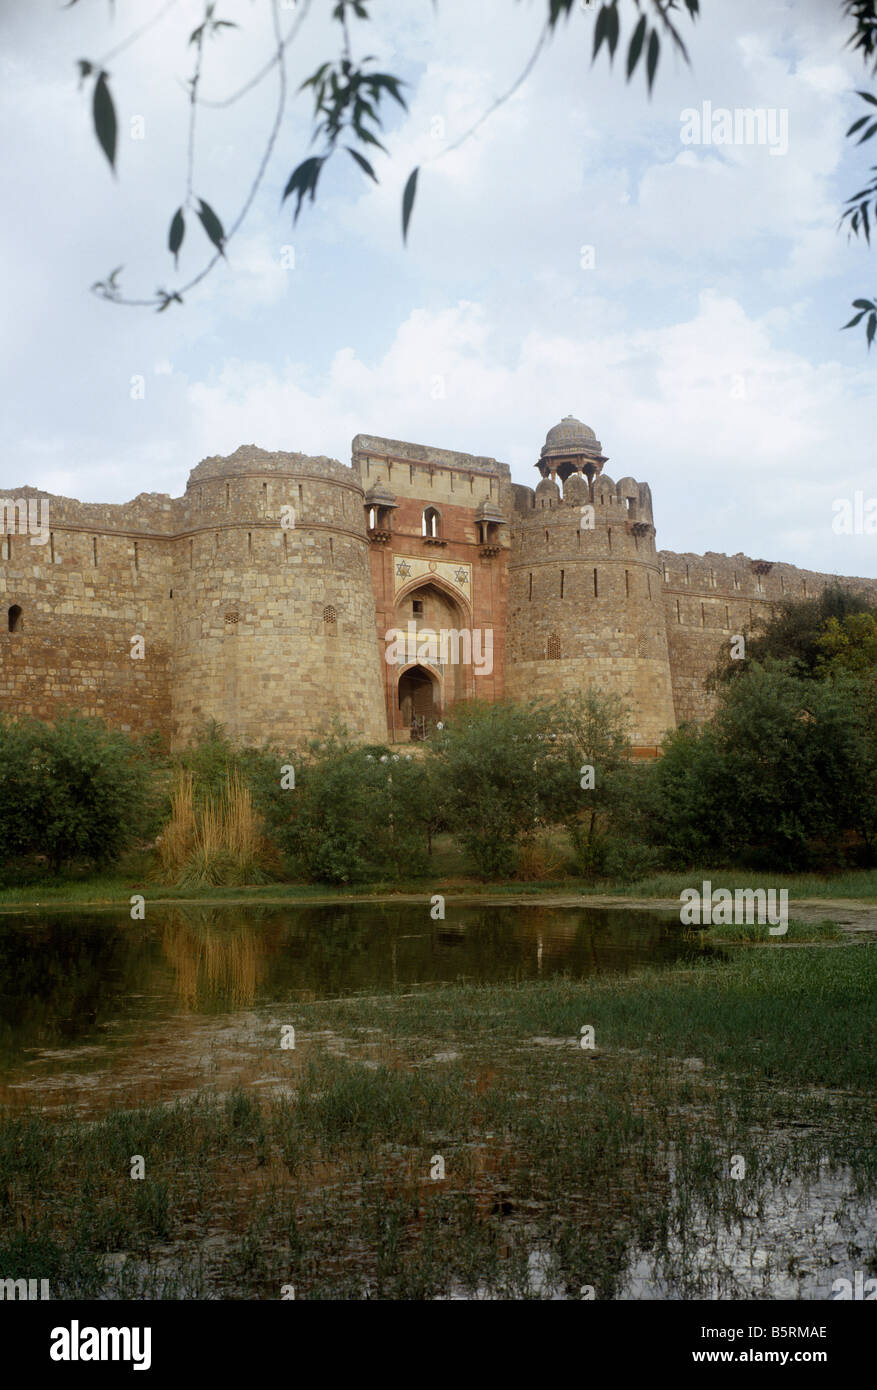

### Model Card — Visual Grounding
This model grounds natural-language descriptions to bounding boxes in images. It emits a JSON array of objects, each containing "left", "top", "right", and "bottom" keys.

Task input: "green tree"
[
  {"left": 716, "top": 659, "right": 869, "bottom": 866},
  {"left": 428, "top": 699, "right": 557, "bottom": 878},
  {"left": 282, "top": 730, "right": 430, "bottom": 882},
  {"left": 0, "top": 714, "right": 153, "bottom": 874},
  {"left": 711, "top": 585, "right": 877, "bottom": 684},
  {"left": 539, "top": 689, "right": 637, "bottom": 875},
  {"left": 816, "top": 609, "right": 877, "bottom": 673},
  {"left": 638, "top": 720, "right": 730, "bottom": 867}
]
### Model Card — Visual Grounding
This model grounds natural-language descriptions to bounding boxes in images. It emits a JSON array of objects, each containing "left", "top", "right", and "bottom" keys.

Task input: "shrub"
[
  {"left": 280, "top": 734, "right": 431, "bottom": 883},
  {"left": 0, "top": 713, "right": 153, "bottom": 873}
]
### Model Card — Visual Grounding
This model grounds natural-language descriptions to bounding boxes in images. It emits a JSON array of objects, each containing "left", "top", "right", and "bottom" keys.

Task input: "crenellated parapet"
[
  {"left": 4, "top": 413, "right": 875, "bottom": 755},
  {"left": 505, "top": 420, "right": 675, "bottom": 747}
]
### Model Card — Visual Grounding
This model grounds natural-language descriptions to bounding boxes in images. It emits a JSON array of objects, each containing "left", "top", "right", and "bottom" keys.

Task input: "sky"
[{"left": 1, "top": 0, "right": 875, "bottom": 575}]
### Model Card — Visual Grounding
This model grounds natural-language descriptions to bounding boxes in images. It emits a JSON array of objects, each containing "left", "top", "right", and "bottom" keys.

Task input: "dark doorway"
[{"left": 398, "top": 665, "right": 438, "bottom": 740}]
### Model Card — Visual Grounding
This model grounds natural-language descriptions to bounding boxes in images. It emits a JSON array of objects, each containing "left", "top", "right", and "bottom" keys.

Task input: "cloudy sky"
[{"left": 1, "top": 0, "right": 875, "bottom": 574}]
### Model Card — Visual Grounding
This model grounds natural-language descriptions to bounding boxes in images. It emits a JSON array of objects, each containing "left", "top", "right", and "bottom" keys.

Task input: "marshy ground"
[{"left": 0, "top": 904, "right": 873, "bottom": 1299}]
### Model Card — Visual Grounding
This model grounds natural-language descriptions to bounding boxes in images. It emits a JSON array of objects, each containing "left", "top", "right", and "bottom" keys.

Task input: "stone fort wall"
[
  {"left": 2, "top": 424, "right": 876, "bottom": 751},
  {"left": 659, "top": 550, "right": 877, "bottom": 727},
  {"left": 0, "top": 448, "right": 388, "bottom": 749},
  {"left": 507, "top": 473, "right": 676, "bottom": 747}
]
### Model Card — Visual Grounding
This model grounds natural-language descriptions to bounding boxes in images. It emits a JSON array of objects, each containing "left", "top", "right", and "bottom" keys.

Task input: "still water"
[{"left": 0, "top": 900, "right": 690, "bottom": 1114}]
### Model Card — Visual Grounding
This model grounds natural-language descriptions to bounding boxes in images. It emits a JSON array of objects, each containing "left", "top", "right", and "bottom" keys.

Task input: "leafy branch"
[{"left": 78, "top": 0, "right": 702, "bottom": 308}]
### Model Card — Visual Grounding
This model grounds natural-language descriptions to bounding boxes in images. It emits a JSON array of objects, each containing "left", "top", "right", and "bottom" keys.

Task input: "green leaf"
[
  {"left": 868, "top": 312, "right": 876, "bottom": 347},
  {"left": 357, "top": 127, "right": 389, "bottom": 154},
  {"left": 847, "top": 115, "right": 870, "bottom": 136},
  {"left": 842, "top": 310, "right": 868, "bottom": 328},
  {"left": 93, "top": 71, "right": 117, "bottom": 173},
  {"left": 856, "top": 90, "right": 877, "bottom": 106},
  {"left": 607, "top": 4, "right": 620, "bottom": 60},
  {"left": 852, "top": 298, "right": 876, "bottom": 308},
  {"left": 281, "top": 156, "right": 326, "bottom": 222},
  {"left": 627, "top": 15, "right": 647, "bottom": 79},
  {"left": 168, "top": 208, "right": 185, "bottom": 267},
  {"left": 646, "top": 30, "right": 660, "bottom": 93},
  {"left": 346, "top": 147, "right": 378, "bottom": 182},
  {"left": 593, "top": 6, "right": 610, "bottom": 61},
  {"left": 196, "top": 198, "right": 226, "bottom": 256},
  {"left": 402, "top": 165, "right": 419, "bottom": 244}
]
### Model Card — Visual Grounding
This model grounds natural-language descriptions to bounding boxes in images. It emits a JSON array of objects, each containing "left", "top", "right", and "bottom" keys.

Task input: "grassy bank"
[
  {"left": 3, "top": 861, "right": 877, "bottom": 910},
  {"left": 1, "top": 942, "right": 873, "bottom": 1299}
]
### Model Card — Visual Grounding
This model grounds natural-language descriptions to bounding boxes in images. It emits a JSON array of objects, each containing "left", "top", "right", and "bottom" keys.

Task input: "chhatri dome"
[{"left": 537, "top": 414, "right": 608, "bottom": 480}]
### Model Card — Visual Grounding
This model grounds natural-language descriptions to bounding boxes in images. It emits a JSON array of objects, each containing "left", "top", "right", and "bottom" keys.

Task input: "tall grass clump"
[{"left": 156, "top": 770, "right": 275, "bottom": 887}]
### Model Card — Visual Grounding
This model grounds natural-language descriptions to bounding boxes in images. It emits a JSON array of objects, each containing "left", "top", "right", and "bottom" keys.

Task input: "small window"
[
  {"left": 413, "top": 599, "right": 424, "bottom": 616},
  {"left": 422, "top": 507, "right": 440, "bottom": 539},
  {"left": 547, "top": 633, "right": 561, "bottom": 660},
  {"left": 323, "top": 604, "right": 337, "bottom": 626},
  {"left": 8, "top": 604, "right": 22, "bottom": 632},
  {"left": 225, "top": 612, "right": 238, "bottom": 625}
]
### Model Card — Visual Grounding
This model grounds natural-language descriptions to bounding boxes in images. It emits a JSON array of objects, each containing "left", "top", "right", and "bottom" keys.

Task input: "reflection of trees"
[
  {"left": 0, "top": 915, "right": 142, "bottom": 1063},
  {"left": 0, "top": 903, "right": 719, "bottom": 1071},
  {"left": 426, "top": 906, "right": 706, "bottom": 982},
  {"left": 160, "top": 909, "right": 268, "bottom": 1012}
]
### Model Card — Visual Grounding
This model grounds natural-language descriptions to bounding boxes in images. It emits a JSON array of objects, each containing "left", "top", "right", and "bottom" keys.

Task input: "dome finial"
[{"left": 538, "top": 414, "right": 608, "bottom": 479}]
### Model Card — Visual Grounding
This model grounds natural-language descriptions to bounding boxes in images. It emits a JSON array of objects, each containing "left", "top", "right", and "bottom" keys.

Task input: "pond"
[
  {"left": 1, "top": 901, "right": 873, "bottom": 1301},
  {"left": 0, "top": 901, "right": 692, "bottom": 1114}
]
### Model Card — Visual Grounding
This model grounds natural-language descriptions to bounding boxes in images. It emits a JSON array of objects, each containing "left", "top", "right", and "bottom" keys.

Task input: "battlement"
[
  {"left": 512, "top": 473, "right": 654, "bottom": 526},
  {"left": 2, "top": 413, "right": 875, "bottom": 755},
  {"left": 188, "top": 445, "right": 357, "bottom": 489},
  {"left": 353, "top": 433, "right": 508, "bottom": 477}
]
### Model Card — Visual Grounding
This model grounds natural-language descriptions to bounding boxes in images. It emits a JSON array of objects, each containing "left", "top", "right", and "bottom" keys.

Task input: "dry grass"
[
  {"left": 515, "top": 834, "right": 567, "bottom": 882},
  {"left": 156, "top": 771, "right": 274, "bottom": 887}
]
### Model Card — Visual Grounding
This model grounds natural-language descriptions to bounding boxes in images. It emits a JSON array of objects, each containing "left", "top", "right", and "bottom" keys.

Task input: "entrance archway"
[{"left": 398, "top": 664, "right": 439, "bottom": 740}]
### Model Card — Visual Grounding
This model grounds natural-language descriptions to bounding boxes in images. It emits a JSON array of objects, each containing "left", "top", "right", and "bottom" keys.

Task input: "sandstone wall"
[
  {"left": 507, "top": 474, "right": 676, "bottom": 747},
  {"left": 169, "top": 447, "right": 387, "bottom": 748},
  {"left": 0, "top": 485, "right": 173, "bottom": 737},
  {"left": 660, "top": 550, "right": 877, "bottom": 725}
]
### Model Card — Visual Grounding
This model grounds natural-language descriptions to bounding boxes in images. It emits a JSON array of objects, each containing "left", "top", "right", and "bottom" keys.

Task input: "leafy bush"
[
  {"left": 0, "top": 714, "right": 153, "bottom": 873},
  {"left": 280, "top": 733, "right": 431, "bottom": 883},
  {"left": 427, "top": 701, "right": 553, "bottom": 879}
]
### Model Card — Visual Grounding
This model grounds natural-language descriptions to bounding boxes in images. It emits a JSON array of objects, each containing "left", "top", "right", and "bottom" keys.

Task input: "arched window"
[
  {"left": 422, "top": 507, "right": 440, "bottom": 539},
  {"left": 323, "top": 604, "right": 337, "bottom": 634},
  {"left": 8, "top": 605, "right": 22, "bottom": 632}
]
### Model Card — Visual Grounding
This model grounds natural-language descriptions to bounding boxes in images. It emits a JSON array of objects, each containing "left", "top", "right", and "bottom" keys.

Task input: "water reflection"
[{"left": 0, "top": 901, "right": 698, "bottom": 1112}]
